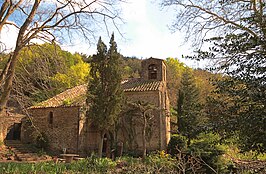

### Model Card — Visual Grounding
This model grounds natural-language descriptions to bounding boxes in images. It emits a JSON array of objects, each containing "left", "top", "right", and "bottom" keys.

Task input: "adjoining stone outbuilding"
[
  {"left": 0, "top": 112, "right": 24, "bottom": 143},
  {"left": 21, "top": 57, "right": 171, "bottom": 156}
]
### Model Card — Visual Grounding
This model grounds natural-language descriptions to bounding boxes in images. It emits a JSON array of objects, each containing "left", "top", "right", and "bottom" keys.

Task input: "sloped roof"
[
  {"left": 30, "top": 79, "right": 162, "bottom": 109},
  {"left": 122, "top": 78, "right": 162, "bottom": 92},
  {"left": 30, "top": 84, "right": 87, "bottom": 109}
]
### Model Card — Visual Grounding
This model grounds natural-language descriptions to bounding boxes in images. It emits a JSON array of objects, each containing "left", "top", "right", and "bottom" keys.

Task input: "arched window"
[
  {"left": 48, "top": 112, "right": 53, "bottom": 124},
  {"left": 148, "top": 64, "right": 157, "bottom": 80}
]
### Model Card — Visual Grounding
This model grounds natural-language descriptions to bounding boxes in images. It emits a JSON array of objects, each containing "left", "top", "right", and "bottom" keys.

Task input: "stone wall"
[
  {"left": 117, "top": 90, "right": 169, "bottom": 152},
  {"left": 78, "top": 113, "right": 101, "bottom": 156},
  {"left": 22, "top": 106, "right": 80, "bottom": 154}
]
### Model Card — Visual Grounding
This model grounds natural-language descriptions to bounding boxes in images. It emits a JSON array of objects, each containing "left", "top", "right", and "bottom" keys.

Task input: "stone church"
[{"left": 20, "top": 57, "right": 170, "bottom": 156}]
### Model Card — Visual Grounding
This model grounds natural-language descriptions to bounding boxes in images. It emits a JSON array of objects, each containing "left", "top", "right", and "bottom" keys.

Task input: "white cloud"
[
  {"left": 118, "top": 1, "right": 192, "bottom": 58},
  {"left": 59, "top": 0, "right": 207, "bottom": 68},
  {"left": 0, "top": 25, "right": 18, "bottom": 52},
  {"left": 0, "top": 24, "right": 49, "bottom": 53},
  {"left": 0, "top": 0, "right": 208, "bottom": 69}
]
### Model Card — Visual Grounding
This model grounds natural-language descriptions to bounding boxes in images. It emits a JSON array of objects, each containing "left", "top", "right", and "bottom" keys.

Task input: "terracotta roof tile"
[
  {"left": 30, "top": 78, "right": 162, "bottom": 109},
  {"left": 122, "top": 78, "right": 162, "bottom": 92},
  {"left": 30, "top": 84, "right": 87, "bottom": 109}
]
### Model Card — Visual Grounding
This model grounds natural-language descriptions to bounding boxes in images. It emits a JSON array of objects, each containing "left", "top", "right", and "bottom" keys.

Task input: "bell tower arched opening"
[
  {"left": 141, "top": 57, "right": 166, "bottom": 82},
  {"left": 148, "top": 64, "right": 158, "bottom": 80}
]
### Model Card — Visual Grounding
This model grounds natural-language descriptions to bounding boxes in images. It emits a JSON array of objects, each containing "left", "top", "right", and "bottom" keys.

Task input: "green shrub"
[
  {"left": 257, "top": 152, "right": 266, "bottom": 161},
  {"left": 188, "top": 132, "right": 226, "bottom": 173},
  {"left": 88, "top": 157, "right": 116, "bottom": 172},
  {"left": 117, "top": 155, "right": 140, "bottom": 166},
  {"left": 114, "top": 152, "right": 178, "bottom": 173},
  {"left": 145, "top": 151, "right": 176, "bottom": 172},
  {"left": 35, "top": 132, "right": 49, "bottom": 150},
  {"left": 167, "top": 134, "right": 187, "bottom": 156}
]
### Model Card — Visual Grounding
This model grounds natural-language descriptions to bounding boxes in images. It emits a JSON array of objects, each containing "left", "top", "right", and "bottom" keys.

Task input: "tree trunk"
[
  {"left": 0, "top": 49, "right": 20, "bottom": 114},
  {"left": 142, "top": 112, "right": 147, "bottom": 160},
  {"left": 0, "top": 1, "right": 24, "bottom": 32},
  {"left": 0, "top": 0, "right": 10, "bottom": 32},
  {"left": 0, "top": 0, "right": 40, "bottom": 116},
  {"left": 105, "top": 131, "right": 111, "bottom": 158},
  {"left": 0, "top": 55, "right": 12, "bottom": 87},
  {"left": 98, "top": 131, "right": 104, "bottom": 158},
  {"left": 117, "top": 141, "right": 123, "bottom": 157}
]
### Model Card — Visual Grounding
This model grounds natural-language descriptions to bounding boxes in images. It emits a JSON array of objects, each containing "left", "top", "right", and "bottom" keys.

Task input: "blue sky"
[
  {"left": 1, "top": 0, "right": 205, "bottom": 68},
  {"left": 60, "top": 0, "right": 202, "bottom": 67}
]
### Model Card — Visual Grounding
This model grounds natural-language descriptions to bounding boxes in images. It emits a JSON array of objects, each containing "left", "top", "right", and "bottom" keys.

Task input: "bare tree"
[
  {"left": 161, "top": 0, "right": 265, "bottom": 48},
  {"left": 162, "top": 0, "right": 266, "bottom": 153},
  {"left": 0, "top": 0, "right": 122, "bottom": 115},
  {"left": 0, "top": 0, "right": 23, "bottom": 32},
  {"left": 125, "top": 100, "right": 155, "bottom": 160}
]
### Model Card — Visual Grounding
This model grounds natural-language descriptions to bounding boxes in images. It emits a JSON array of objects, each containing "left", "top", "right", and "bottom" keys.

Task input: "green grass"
[
  {"left": 0, "top": 157, "right": 116, "bottom": 174},
  {"left": 0, "top": 151, "right": 265, "bottom": 174},
  {"left": 0, "top": 153, "right": 180, "bottom": 174}
]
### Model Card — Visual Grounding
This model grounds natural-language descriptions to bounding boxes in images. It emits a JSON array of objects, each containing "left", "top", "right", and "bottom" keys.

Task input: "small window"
[
  {"left": 48, "top": 112, "right": 53, "bottom": 124},
  {"left": 148, "top": 64, "right": 157, "bottom": 80}
]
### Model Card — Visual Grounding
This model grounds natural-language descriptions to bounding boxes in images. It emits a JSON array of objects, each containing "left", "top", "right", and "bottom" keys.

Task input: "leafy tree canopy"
[
  {"left": 0, "top": 43, "right": 90, "bottom": 107},
  {"left": 86, "top": 34, "right": 123, "bottom": 157},
  {"left": 162, "top": 0, "right": 266, "bottom": 152},
  {"left": 87, "top": 34, "right": 123, "bottom": 131}
]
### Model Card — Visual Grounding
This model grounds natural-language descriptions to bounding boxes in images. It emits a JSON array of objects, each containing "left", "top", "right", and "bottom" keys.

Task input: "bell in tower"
[
  {"left": 141, "top": 57, "right": 166, "bottom": 82},
  {"left": 148, "top": 64, "right": 158, "bottom": 80}
]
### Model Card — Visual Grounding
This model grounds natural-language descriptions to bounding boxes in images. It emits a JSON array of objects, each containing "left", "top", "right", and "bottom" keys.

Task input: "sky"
[
  {"left": 62, "top": 0, "right": 204, "bottom": 68},
  {"left": 0, "top": 0, "right": 205, "bottom": 68}
]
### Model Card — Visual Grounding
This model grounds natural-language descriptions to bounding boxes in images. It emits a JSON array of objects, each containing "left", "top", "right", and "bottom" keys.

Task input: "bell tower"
[{"left": 141, "top": 57, "right": 166, "bottom": 82}]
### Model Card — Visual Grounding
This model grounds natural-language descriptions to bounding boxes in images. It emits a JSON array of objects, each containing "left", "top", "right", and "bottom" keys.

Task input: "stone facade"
[
  {"left": 21, "top": 107, "right": 80, "bottom": 154},
  {"left": 119, "top": 90, "right": 170, "bottom": 152},
  {"left": 21, "top": 58, "right": 170, "bottom": 156}
]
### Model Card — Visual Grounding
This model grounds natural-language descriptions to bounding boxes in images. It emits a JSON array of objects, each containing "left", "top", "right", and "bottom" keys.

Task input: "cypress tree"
[
  {"left": 176, "top": 68, "right": 201, "bottom": 143},
  {"left": 87, "top": 34, "right": 123, "bottom": 157}
]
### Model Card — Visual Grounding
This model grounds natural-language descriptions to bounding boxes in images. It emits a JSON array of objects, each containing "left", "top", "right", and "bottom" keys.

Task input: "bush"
[
  {"left": 188, "top": 132, "right": 226, "bottom": 173},
  {"left": 35, "top": 132, "right": 49, "bottom": 150},
  {"left": 145, "top": 151, "right": 175, "bottom": 170},
  {"left": 167, "top": 132, "right": 233, "bottom": 173},
  {"left": 85, "top": 155, "right": 116, "bottom": 173},
  {"left": 167, "top": 134, "right": 187, "bottom": 156},
  {"left": 115, "top": 151, "right": 177, "bottom": 173}
]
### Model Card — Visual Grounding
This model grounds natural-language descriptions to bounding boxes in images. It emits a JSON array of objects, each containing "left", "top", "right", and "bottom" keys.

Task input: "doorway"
[
  {"left": 102, "top": 133, "right": 108, "bottom": 156},
  {"left": 102, "top": 133, "right": 113, "bottom": 158},
  {"left": 6, "top": 123, "right": 21, "bottom": 140}
]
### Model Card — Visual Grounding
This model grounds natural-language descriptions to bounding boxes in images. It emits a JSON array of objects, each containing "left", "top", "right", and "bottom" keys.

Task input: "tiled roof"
[
  {"left": 30, "top": 79, "right": 162, "bottom": 109},
  {"left": 122, "top": 78, "right": 162, "bottom": 92},
  {"left": 30, "top": 84, "right": 87, "bottom": 109}
]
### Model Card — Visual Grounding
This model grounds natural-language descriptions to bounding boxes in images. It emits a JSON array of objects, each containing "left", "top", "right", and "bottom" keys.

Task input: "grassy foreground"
[
  {"left": 0, "top": 152, "right": 198, "bottom": 174},
  {"left": 0, "top": 151, "right": 265, "bottom": 174}
]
